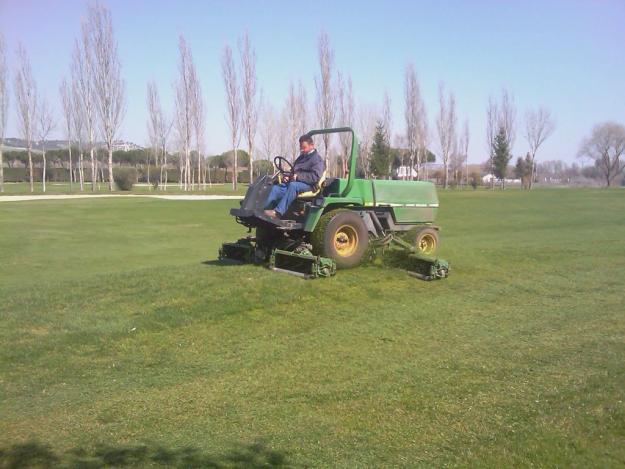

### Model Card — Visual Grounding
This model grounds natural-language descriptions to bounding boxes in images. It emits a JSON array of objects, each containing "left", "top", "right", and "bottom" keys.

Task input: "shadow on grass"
[
  {"left": 0, "top": 440, "right": 293, "bottom": 468},
  {"left": 201, "top": 259, "right": 247, "bottom": 267}
]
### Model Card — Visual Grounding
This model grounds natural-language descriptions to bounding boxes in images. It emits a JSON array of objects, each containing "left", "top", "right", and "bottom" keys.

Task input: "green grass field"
[{"left": 1, "top": 189, "right": 624, "bottom": 467}]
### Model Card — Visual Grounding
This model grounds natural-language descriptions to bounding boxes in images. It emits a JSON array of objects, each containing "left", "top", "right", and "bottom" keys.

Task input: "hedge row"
[{"left": 0, "top": 166, "right": 264, "bottom": 184}]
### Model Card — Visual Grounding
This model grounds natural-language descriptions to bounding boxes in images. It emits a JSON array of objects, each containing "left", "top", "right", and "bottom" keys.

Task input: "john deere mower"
[{"left": 219, "top": 127, "right": 449, "bottom": 280}]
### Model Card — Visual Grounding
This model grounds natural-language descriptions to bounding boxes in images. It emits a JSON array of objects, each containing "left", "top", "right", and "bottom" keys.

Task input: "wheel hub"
[{"left": 334, "top": 225, "right": 358, "bottom": 257}]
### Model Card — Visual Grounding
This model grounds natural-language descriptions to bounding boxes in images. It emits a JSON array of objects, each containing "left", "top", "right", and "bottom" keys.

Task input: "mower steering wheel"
[{"left": 273, "top": 156, "right": 293, "bottom": 178}]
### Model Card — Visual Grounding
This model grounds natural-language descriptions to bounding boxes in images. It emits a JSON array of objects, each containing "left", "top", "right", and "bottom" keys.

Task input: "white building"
[
  {"left": 111, "top": 140, "right": 143, "bottom": 152},
  {"left": 482, "top": 173, "right": 521, "bottom": 185}
]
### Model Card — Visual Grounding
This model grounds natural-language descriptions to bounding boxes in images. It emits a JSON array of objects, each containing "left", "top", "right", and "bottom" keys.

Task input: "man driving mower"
[{"left": 264, "top": 134, "right": 325, "bottom": 219}]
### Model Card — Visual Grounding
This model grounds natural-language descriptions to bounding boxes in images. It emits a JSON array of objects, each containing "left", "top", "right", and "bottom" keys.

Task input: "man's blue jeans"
[{"left": 264, "top": 181, "right": 312, "bottom": 215}]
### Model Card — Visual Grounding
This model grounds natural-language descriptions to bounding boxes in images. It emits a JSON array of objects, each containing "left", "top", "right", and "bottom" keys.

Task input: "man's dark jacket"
[{"left": 293, "top": 149, "right": 325, "bottom": 187}]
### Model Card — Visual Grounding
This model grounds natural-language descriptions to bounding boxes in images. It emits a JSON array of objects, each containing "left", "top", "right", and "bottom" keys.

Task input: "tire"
[
  {"left": 311, "top": 209, "right": 369, "bottom": 269},
  {"left": 413, "top": 227, "right": 439, "bottom": 255}
]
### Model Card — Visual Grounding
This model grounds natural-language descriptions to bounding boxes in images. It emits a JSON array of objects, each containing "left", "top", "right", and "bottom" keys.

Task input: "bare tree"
[
  {"left": 259, "top": 98, "right": 276, "bottom": 160},
  {"left": 356, "top": 101, "right": 378, "bottom": 178},
  {"left": 0, "top": 34, "right": 8, "bottom": 192},
  {"left": 578, "top": 122, "right": 625, "bottom": 187},
  {"left": 72, "top": 31, "right": 96, "bottom": 191},
  {"left": 284, "top": 80, "right": 309, "bottom": 162},
  {"left": 221, "top": 44, "right": 240, "bottom": 190},
  {"left": 71, "top": 78, "right": 86, "bottom": 190},
  {"left": 37, "top": 97, "right": 55, "bottom": 193},
  {"left": 59, "top": 77, "right": 74, "bottom": 190},
  {"left": 499, "top": 89, "right": 516, "bottom": 152},
  {"left": 382, "top": 91, "right": 392, "bottom": 142},
  {"left": 146, "top": 81, "right": 172, "bottom": 190},
  {"left": 14, "top": 43, "right": 37, "bottom": 192},
  {"left": 525, "top": 107, "right": 555, "bottom": 189},
  {"left": 146, "top": 81, "right": 159, "bottom": 189},
  {"left": 449, "top": 138, "right": 463, "bottom": 185},
  {"left": 147, "top": 82, "right": 172, "bottom": 190},
  {"left": 159, "top": 114, "right": 172, "bottom": 189},
  {"left": 190, "top": 66, "right": 205, "bottom": 189},
  {"left": 239, "top": 31, "right": 259, "bottom": 184},
  {"left": 88, "top": 2, "right": 125, "bottom": 191},
  {"left": 417, "top": 106, "right": 430, "bottom": 180},
  {"left": 404, "top": 64, "right": 427, "bottom": 180},
  {"left": 174, "top": 36, "right": 196, "bottom": 190},
  {"left": 337, "top": 72, "right": 354, "bottom": 176},
  {"left": 451, "top": 120, "right": 469, "bottom": 187},
  {"left": 315, "top": 31, "right": 335, "bottom": 172},
  {"left": 462, "top": 119, "right": 470, "bottom": 187},
  {"left": 285, "top": 82, "right": 298, "bottom": 161},
  {"left": 277, "top": 105, "right": 290, "bottom": 158},
  {"left": 297, "top": 80, "right": 308, "bottom": 136},
  {"left": 382, "top": 91, "right": 392, "bottom": 178},
  {"left": 436, "top": 83, "right": 457, "bottom": 189}
]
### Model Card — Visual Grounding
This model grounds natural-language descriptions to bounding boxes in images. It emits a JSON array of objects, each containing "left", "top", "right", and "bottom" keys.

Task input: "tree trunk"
[
  {"left": 159, "top": 151, "right": 164, "bottom": 190},
  {"left": 68, "top": 144, "right": 73, "bottom": 191},
  {"left": 90, "top": 147, "right": 96, "bottom": 192},
  {"left": 197, "top": 149, "right": 202, "bottom": 190},
  {"left": 79, "top": 153, "right": 84, "bottom": 191},
  {"left": 42, "top": 149, "right": 47, "bottom": 193},
  {"left": 528, "top": 152, "right": 536, "bottom": 190},
  {"left": 233, "top": 146, "right": 238, "bottom": 191},
  {"left": 147, "top": 150, "right": 151, "bottom": 190},
  {"left": 108, "top": 147, "right": 114, "bottom": 191},
  {"left": 186, "top": 152, "right": 190, "bottom": 191},
  {"left": 163, "top": 150, "right": 168, "bottom": 190},
  {"left": 28, "top": 147, "right": 34, "bottom": 192},
  {"left": 249, "top": 149, "right": 253, "bottom": 186}
]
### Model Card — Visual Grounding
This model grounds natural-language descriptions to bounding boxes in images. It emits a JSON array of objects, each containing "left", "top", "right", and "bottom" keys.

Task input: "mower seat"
[{"left": 298, "top": 171, "right": 326, "bottom": 199}]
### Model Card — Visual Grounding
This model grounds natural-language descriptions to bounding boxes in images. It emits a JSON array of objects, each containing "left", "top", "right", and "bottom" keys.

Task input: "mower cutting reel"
[
  {"left": 218, "top": 238, "right": 256, "bottom": 263},
  {"left": 270, "top": 247, "right": 336, "bottom": 279},
  {"left": 219, "top": 236, "right": 337, "bottom": 279},
  {"left": 403, "top": 253, "right": 449, "bottom": 280}
]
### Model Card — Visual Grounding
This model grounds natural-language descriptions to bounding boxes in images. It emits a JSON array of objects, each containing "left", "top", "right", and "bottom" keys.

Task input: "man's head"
[{"left": 299, "top": 134, "right": 315, "bottom": 154}]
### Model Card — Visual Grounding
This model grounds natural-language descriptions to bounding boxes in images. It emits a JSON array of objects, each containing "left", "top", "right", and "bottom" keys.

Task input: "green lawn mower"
[{"left": 220, "top": 127, "right": 449, "bottom": 280}]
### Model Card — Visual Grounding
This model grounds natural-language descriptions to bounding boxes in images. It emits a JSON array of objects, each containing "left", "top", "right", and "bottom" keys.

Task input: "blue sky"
[{"left": 1, "top": 0, "right": 624, "bottom": 163}]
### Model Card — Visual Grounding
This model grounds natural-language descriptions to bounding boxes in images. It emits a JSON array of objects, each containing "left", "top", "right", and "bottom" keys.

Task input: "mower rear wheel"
[
  {"left": 413, "top": 227, "right": 439, "bottom": 256},
  {"left": 312, "top": 209, "right": 369, "bottom": 269}
]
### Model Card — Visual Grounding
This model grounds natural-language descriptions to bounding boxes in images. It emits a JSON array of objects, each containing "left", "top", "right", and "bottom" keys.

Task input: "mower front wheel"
[{"left": 312, "top": 210, "right": 369, "bottom": 269}]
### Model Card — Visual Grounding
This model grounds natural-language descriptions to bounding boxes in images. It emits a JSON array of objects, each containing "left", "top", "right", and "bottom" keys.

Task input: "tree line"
[{"left": 1, "top": 3, "right": 624, "bottom": 193}]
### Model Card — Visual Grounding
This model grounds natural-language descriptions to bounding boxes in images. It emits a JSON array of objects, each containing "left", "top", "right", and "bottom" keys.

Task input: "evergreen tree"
[
  {"left": 492, "top": 126, "right": 511, "bottom": 189},
  {"left": 514, "top": 153, "right": 532, "bottom": 189},
  {"left": 370, "top": 121, "right": 392, "bottom": 179}
]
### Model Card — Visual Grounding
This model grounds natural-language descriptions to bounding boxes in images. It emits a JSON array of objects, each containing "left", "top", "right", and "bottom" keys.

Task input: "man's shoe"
[{"left": 264, "top": 209, "right": 278, "bottom": 218}]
